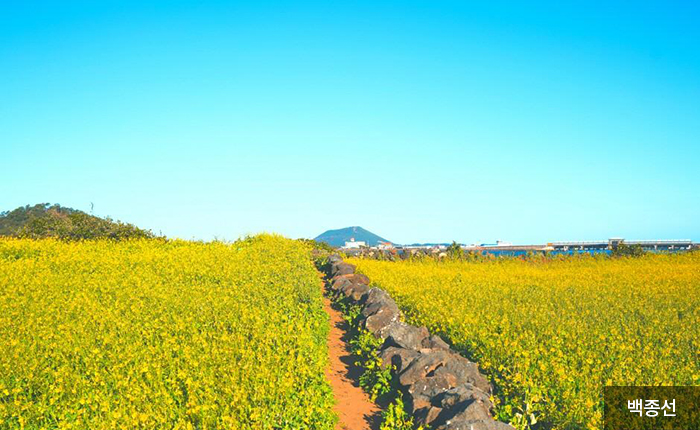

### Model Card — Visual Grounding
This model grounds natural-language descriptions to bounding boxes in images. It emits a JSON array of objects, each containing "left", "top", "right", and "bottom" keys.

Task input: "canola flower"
[
  {"left": 348, "top": 253, "right": 700, "bottom": 430},
  {"left": 0, "top": 235, "right": 335, "bottom": 430}
]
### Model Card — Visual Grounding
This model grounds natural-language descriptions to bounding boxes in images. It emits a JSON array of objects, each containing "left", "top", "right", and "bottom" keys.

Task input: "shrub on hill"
[{"left": 0, "top": 203, "right": 154, "bottom": 240}]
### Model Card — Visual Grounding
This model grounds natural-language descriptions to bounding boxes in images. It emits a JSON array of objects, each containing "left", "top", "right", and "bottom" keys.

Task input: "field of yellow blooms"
[
  {"left": 0, "top": 235, "right": 335, "bottom": 430},
  {"left": 348, "top": 253, "right": 700, "bottom": 430}
]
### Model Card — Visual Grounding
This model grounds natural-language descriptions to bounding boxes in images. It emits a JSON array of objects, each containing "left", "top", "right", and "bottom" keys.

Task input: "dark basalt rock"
[
  {"left": 440, "top": 354, "right": 491, "bottom": 394},
  {"left": 328, "top": 254, "right": 343, "bottom": 264},
  {"left": 406, "top": 370, "right": 461, "bottom": 412},
  {"left": 415, "top": 406, "right": 444, "bottom": 427},
  {"left": 384, "top": 323, "right": 430, "bottom": 351},
  {"left": 349, "top": 284, "right": 370, "bottom": 301},
  {"left": 361, "top": 294, "right": 399, "bottom": 319},
  {"left": 332, "top": 272, "right": 370, "bottom": 286},
  {"left": 435, "top": 419, "right": 515, "bottom": 430},
  {"left": 413, "top": 383, "right": 502, "bottom": 428},
  {"left": 363, "top": 306, "right": 400, "bottom": 336},
  {"left": 429, "top": 399, "right": 492, "bottom": 427},
  {"left": 402, "top": 358, "right": 489, "bottom": 415},
  {"left": 437, "top": 384, "right": 493, "bottom": 411},
  {"left": 359, "top": 288, "right": 401, "bottom": 336},
  {"left": 398, "top": 350, "right": 454, "bottom": 387},
  {"left": 340, "top": 282, "right": 370, "bottom": 301},
  {"left": 360, "top": 287, "right": 393, "bottom": 308},
  {"left": 331, "top": 262, "right": 356, "bottom": 276},
  {"left": 331, "top": 277, "right": 353, "bottom": 292},
  {"left": 422, "top": 334, "right": 451, "bottom": 350},
  {"left": 379, "top": 346, "right": 420, "bottom": 373}
]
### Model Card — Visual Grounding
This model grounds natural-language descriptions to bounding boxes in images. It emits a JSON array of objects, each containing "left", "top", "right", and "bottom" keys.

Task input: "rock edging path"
[{"left": 322, "top": 255, "right": 515, "bottom": 430}]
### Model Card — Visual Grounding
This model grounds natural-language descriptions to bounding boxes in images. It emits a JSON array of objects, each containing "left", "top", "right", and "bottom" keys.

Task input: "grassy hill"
[
  {"left": 314, "top": 226, "right": 390, "bottom": 247},
  {"left": 0, "top": 203, "right": 154, "bottom": 240}
]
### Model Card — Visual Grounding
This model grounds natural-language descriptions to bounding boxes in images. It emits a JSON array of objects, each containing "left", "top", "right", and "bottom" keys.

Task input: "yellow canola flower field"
[
  {"left": 348, "top": 253, "right": 700, "bottom": 430},
  {"left": 0, "top": 235, "right": 335, "bottom": 430}
]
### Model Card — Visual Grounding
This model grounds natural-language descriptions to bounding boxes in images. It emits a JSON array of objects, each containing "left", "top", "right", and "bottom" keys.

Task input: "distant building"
[
  {"left": 342, "top": 238, "right": 367, "bottom": 249},
  {"left": 623, "top": 239, "right": 693, "bottom": 251},
  {"left": 377, "top": 241, "right": 394, "bottom": 250},
  {"left": 608, "top": 237, "right": 625, "bottom": 248},
  {"left": 550, "top": 238, "right": 694, "bottom": 251}
]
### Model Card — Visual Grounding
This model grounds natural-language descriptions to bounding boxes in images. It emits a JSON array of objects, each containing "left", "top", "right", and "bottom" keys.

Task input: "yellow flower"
[
  {"left": 349, "top": 252, "right": 700, "bottom": 430},
  {"left": 0, "top": 235, "right": 336, "bottom": 430}
]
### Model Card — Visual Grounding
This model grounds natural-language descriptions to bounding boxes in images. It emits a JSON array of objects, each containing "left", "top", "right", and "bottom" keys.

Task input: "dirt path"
[{"left": 324, "top": 295, "right": 383, "bottom": 430}]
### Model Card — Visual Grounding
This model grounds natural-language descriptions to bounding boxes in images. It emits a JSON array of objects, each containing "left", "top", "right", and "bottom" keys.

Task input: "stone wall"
[{"left": 322, "top": 255, "right": 514, "bottom": 430}]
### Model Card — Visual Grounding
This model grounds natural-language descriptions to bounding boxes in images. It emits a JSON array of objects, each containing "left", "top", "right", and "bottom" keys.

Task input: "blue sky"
[{"left": 1, "top": 1, "right": 698, "bottom": 244}]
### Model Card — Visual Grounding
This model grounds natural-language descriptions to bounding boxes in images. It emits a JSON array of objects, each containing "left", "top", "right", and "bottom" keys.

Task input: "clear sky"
[{"left": 2, "top": 1, "right": 699, "bottom": 244}]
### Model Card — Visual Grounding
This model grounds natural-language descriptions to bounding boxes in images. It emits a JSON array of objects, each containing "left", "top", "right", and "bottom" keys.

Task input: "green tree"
[{"left": 447, "top": 241, "right": 465, "bottom": 259}]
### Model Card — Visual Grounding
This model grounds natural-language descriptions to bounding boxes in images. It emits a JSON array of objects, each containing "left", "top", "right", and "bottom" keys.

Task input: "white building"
[{"left": 342, "top": 238, "right": 367, "bottom": 249}]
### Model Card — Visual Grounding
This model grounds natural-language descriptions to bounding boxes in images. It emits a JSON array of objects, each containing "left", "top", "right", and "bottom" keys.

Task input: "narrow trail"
[{"left": 323, "top": 295, "right": 383, "bottom": 430}]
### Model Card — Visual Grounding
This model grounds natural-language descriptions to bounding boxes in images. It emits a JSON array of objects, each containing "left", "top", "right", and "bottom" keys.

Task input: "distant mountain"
[
  {"left": 314, "top": 226, "right": 391, "bottom": 248},
  {"left": 0, "top": 203, "right": 154, "bottom": 240}
]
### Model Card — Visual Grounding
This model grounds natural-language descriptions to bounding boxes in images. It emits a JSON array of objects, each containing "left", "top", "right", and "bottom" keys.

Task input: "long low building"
[
  {"left": 338, "top": 238, "right": 697, "bottom": 255},
  {"left": 549, "top": 238, "right": 694, "bottom": 251}
]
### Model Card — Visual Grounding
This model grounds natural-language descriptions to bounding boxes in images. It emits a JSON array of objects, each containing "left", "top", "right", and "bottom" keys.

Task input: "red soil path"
[{"left": 324, "top": 296, "right": 383, "bottom": 430}]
